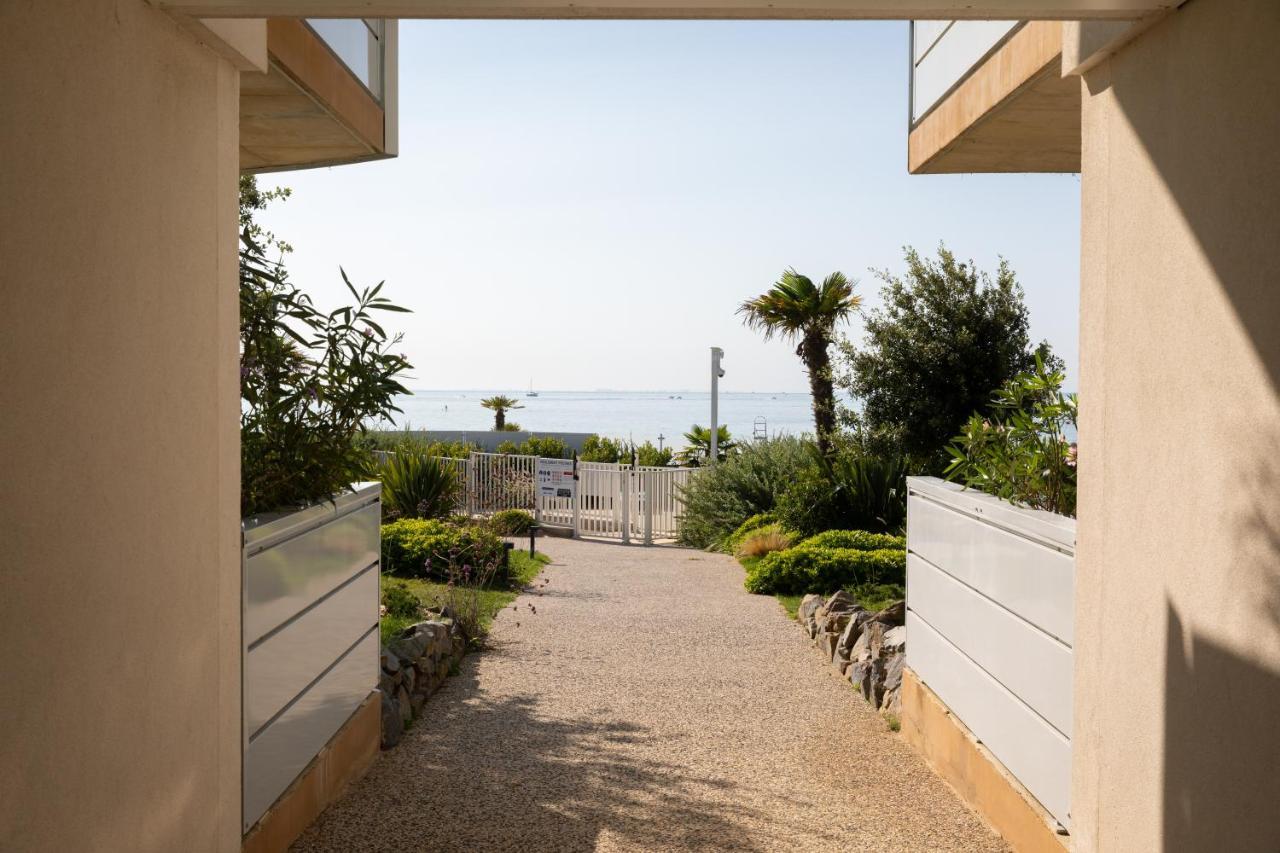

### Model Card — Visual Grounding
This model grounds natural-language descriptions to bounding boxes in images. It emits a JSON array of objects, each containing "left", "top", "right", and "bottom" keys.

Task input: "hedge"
[
  {"left": 381, "top": 519, "right": 507, "bottom": 583},
  {"left": 798, "top": 529, "right": 905, "bottom": 552},
  {"left": 744, "top": 544, "right": 906, "bottom": 595}
]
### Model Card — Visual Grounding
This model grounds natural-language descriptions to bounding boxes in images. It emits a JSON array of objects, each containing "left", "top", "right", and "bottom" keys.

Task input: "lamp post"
[{"left": 710, "top": 347, "right": 724, "bottom": 464}]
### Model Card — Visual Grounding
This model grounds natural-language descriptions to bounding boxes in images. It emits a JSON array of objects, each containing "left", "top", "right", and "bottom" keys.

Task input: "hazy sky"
[{"left": 259, "top": 20, "right": 1081, "bottom": 394}]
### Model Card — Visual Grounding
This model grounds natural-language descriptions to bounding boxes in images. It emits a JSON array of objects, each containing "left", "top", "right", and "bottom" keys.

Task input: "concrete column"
[
  {"left": 1073, "top": 0, "right": 1280, "bottom": 849},
  {"left": 0, "top": 1, "right": 243, "bottom": 850}
]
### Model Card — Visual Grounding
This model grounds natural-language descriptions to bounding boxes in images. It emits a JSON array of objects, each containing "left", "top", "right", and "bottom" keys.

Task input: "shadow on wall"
[{"left": 1162, "top": 604, "right": 1280, "bottom": 852}]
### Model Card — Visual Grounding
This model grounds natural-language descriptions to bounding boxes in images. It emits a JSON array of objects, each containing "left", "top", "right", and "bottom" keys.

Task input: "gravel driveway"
[{"left": 292, "top": 537, "right": 1007, "bottom": 853}]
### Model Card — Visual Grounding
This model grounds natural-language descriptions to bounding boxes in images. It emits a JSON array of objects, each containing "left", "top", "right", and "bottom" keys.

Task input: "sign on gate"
[{"left": 536, "top": 458, "right": 576, "bottom": 499}]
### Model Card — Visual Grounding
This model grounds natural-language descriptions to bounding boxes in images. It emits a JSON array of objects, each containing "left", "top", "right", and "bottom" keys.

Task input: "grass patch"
[
  {"left": 776, "top": 594, "right": 803, "bottom": 620},
  {"left": 884, "top": 713, "right": 901, "bottom": 732},
  {"left": 381, "top": 550, "right": 550, "bottom": 644}
]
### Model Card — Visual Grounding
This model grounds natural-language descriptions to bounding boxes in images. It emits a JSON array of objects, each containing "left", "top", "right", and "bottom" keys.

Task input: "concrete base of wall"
[
  {"left": 901, "top": 668, "right": 1069, "bottom": 852},
  {"left": 242, "top": 691, "right": 381, "bottom": 853}
]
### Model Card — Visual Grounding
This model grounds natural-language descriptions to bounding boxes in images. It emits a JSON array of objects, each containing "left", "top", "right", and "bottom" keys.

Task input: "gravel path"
[{"left": 292, "top": 537, "right": 1007, "bottom": 853}]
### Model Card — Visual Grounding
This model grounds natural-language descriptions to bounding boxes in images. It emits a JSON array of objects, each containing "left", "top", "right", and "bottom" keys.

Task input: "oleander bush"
[
  {"left": 381, "top": 518, "right": 507, "bottom": 583},
  {"left": 744, "top": 544, "right": 905, "bottom": 595},
  {"left": 799, "top": 529, "right": 905, "bottom": 552},
  {"left": 488, "top": 509, "right": 535, "bottom": 536}
]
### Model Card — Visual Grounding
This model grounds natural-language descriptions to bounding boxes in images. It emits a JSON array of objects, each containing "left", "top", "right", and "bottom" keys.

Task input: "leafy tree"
[
  {"left": 837, "top": 245, "right": 1060, "bottom": 470},
  {"left": 634, "top": 441, "right": 673, "bottom": 467},
  {"left": 678, "top": 424, "right": 736, "bottom": 466},
  {"left": 580, "top": 434, "right": 628, "bottom": 463},
  {"left": 739, "top": 269, "right": 861, "bottom": 454},
  {"left": 480, "top": 395, "right": 523, "bottom": 430}
]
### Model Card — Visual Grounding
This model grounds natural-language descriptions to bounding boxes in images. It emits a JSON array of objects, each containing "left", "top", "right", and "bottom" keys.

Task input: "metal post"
[
  {"left": 710, "top": 347, "right": 724, "bottom": 465},
  {"left": 620, "top": 463, "right": 631, "bottom": 544},
  {"left": 571, "top": 451, "right": 581, "bottom": 539},
  {"left": 644, "top": 471, "right": 654, "bottom": 546}
]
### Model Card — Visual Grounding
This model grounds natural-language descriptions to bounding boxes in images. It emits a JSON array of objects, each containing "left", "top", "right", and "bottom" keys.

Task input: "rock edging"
[
  {"left": 799, "top": 592, "right": 906, "bottom": 716},
  {"left": 377, "top": 609, "right": 467, "bottom": 749}
]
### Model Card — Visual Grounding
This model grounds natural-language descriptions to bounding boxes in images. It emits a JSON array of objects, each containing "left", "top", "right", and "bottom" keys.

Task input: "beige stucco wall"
[
  {"left": 0, "top": 1, "right": 241, "bottom": 850},
  {"left": 1074, "top": 0, "right": 1280, "bottom": 849}
]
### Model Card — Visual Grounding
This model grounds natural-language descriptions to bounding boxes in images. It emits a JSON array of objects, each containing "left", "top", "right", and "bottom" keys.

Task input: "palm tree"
[
  {"left": 678, "top": 424, "right": 736, "bottom": 466},
  {"left": 480, "top": 395, "right": 524, "bottom": 430},
  {"left": 738, "top": 269, "right": 860, "bottom": 455}
]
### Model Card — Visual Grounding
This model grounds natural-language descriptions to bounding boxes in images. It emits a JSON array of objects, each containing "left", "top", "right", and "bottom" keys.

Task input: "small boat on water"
[{"left": 526, "top": 378, "right": 538, "bottom": 398}]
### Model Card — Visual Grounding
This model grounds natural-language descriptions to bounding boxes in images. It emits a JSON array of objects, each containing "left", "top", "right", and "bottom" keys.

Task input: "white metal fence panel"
[
  {"left": 467, "top": 451, "right": 535, "bottom": 515},
  {"left": 905, "top": 476, "right": 1075, "bottom": 830}
]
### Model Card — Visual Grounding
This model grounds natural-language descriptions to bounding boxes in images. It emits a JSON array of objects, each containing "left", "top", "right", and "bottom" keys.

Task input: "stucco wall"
[
  {"left": 0, "top": 2, "right": 241, "bottom": 850},
  {"left": 1074, "top": 0, "right": 1280, "bottom": 849}
]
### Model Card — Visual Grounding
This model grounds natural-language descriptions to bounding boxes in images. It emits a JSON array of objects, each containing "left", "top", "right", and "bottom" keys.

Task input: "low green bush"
[
  {"left": 488, "top": 509, "right": 534, "bottom": 536},
  {"left": 720, "top": 512, "right": 778, "bottom": 553},
  {"left": 496, "top": 435, "right": 569, "bottom": 458},
  {"left": 744, "top": 544, "right": 905, "bottom": 595},
  {"left": 381, "top": 519, "right": 507, "bottom": 582},
  {"left": 381, "top": 578, "right": 422, "bottom": 620},
  {"left": 848, "top": 582, "right": 906, "bottom": 613},
  {"left": 799, "top": 529, "right": 905, "bottom": 552}
]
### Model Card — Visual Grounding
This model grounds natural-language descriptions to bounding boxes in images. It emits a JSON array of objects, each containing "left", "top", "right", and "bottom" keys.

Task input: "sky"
[{"left": 259, "top": 20, "right": 1081, "bottom": 394}]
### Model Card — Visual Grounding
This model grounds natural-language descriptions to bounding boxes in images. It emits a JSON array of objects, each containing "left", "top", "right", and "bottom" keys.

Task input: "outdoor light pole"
[{"left": 710, "top": 347, "right": 724, "bottom": 464}]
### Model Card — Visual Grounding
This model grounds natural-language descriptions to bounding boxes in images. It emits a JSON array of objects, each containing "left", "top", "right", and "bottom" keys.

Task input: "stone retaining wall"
[
  {"left": 378, "top": 611, "right": 468, "bottom": 748},
  {"left": 798, "top": 591, "right": 906, "bottom": 715}
]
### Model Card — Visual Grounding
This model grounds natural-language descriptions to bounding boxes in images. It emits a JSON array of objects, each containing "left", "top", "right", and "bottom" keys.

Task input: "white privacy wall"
[
  {"left": 241, "top": 483, "right": 381, "bottom": 832},
  {"left": 911, "top": 21, "right": 1022, "bottom": 124},
  {"left": 905, "top": 477, "right": 1075, "bottom": 829}
]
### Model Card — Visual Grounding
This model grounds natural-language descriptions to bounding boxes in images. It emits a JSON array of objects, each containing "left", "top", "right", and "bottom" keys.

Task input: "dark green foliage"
[
  {"left": 800, "top": 529, "right": 905, "bottom": 552},
  {"left": 580, "top": 435, "right": 628, "bottom": 462},
  {"left": 378, "top": 447, "right": 461, "bottom": 521},
  {"left": 945, "top": 355, "right": 1078, "bottom": 517},
  {"left": 239, "top": 177, "right": 412, "bottom": 516},
  {"left": 739, "top": 269, "right": 861, "bottom": 454},
  {"left": 744, "top": 545, "right": 906, "bottom": 595},
  {"left": 720, "top": 512, "right": 779, "bottom": 554},
  {"left": 848, "top": 582, "right": 906, "bottom": 614},
  {"left": 365, "top": 432, "right": 475, "bottom": 459},
  {"left": 580, "top": 435, "right": 674, "bottom": 467},
  {"left": 837, "top": 245, "right": 1060, "bottom": 470},
  {"left": 676, "top": 437, "right": 810, "bottom": 549},
  {"left": 381, "top": 579, "right": 422, "bottom": 620},
  {"left": 488, "top": 509, "right": 534, "bottom": 536},
  {"left": 775, "top": 445, "right": 907, "bottom": 538},
  {"left": 381, "top": 519, "right": 507, "bottom": 583},
  {"left": 496, "top": 436, "right": 569, "bottom": 458}
]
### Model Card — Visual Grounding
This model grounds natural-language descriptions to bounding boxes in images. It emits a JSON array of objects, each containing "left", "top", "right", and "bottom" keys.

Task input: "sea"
[{"left": 381, "top": 389, "right": 825, "bottom": 447}]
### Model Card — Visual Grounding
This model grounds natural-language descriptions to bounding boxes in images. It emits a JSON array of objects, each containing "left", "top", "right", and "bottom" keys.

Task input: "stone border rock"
[
  {"left": 799, "top": 592, "right": 906, "bottom": 716},
  {"left": 378, "top": 609, "right": 468, "bottom": 749}
]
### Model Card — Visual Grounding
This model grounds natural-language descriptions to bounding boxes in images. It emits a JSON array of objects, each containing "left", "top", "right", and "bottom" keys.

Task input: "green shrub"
[
  {"left": 677, "top": 437, "right": 811, "bottom": 549},
  {"left": 378, "top": 446, "right": 462, "bottom": 520},
  {"left": 381, "top": 579, "right": 422, "bottom": 620},
  {"left": 496, "top": 435, "right": 569, "bottom": 458},
  {"left": 580, "top": 434, "right": 627, "bottom": 463},
  {"left": 488, "top": 509, "right": 534, "bottom": 536},
  {"left": 381, "top": 519, "right": 507, "bottom": 582},
  {"left": 848, "top": 582, "right": 906, "bottom": 613},
  {"left": 721, "top": 512, "right": 778, "bottom": 553},
  {"left": 775, "top": 444, "right": 907, "bottom": 538},
  {"left": 800, "top": 529, "right": 905, "bottom": 552},
  {"left": 744, "top": 544, "right": 905, "bottom": 595}
]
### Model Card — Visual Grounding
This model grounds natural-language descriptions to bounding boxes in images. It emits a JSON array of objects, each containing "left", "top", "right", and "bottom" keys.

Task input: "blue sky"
[{"left": 259, "top": 20, "right": 1081, "bottom": 393}]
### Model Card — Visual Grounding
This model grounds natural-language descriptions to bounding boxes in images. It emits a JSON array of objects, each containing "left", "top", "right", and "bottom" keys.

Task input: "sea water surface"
[{"left": 385, "top": 389, "right": 824, "bottom": 446}]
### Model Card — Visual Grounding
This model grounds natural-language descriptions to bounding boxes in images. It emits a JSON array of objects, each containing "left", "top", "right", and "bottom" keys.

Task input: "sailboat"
[{"left": 526, "top": 378, "right": 538, "bottom": 398}]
